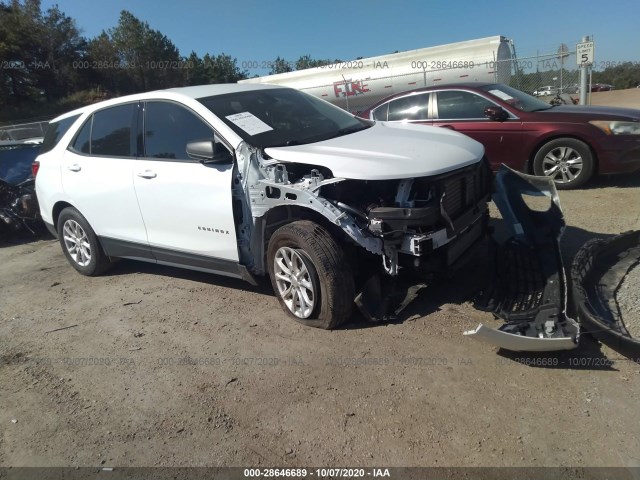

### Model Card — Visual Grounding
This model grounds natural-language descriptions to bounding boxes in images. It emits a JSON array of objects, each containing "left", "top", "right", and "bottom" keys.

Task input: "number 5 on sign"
[{"left": 577, "top": 41, "right": 594, "bottom": 65}]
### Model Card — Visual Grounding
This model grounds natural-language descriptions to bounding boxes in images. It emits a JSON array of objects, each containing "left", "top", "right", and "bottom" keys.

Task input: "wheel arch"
[
  {"left": 252, "top": 205, "right": 350, "bottom": 275},
  {"left": 52, "top": 200, "right": 76, "bottom": 230}
]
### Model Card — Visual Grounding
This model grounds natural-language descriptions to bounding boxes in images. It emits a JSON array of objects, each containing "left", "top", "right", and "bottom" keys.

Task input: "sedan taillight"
[{"left": 32, "top": 160, "right": 40, "bottom": 177}]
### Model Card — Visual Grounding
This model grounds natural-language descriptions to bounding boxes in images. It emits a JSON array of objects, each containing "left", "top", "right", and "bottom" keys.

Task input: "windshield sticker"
[
  {"left": 225, "top": 112, "right": 273, "bottom": 135},
  {"left": 488, "top": 89, "right": 514, "bottom": 101}
]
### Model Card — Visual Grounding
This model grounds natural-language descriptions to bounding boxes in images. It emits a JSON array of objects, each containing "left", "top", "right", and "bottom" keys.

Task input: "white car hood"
[{"left": 263, "top": 122, "right": 484, "bottom": 180}]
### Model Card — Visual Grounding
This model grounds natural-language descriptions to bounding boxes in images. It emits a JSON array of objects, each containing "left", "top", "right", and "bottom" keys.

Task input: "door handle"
[
  {"left": 67, "top": 164, "right": 81, "bottom": 172},
  {"left": 136, "top": 170, "right": 157, "bottom": 179},
  {"left": 439, "top": 125, "right": 456, "bottom": 130}
]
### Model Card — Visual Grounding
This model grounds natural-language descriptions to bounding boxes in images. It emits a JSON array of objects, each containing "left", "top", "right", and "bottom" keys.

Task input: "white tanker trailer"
[{"left": 239, "top": 36, "right": 514, "bottom": 112}]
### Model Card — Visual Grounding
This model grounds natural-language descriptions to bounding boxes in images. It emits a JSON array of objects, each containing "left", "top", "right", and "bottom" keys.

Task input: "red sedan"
[{"left": 357, "top": 83, "right": 640, "bottom": 189}]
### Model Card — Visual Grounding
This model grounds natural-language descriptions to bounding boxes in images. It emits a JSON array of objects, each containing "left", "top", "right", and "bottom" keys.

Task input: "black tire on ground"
[
  {"left": 533, "top": 138, "right": 595, "bottom": 190},
  {"left": 267, "top": 220, "right": 354, "bottom": 329},
  {"left": 57, "top": 207, "right": 111, "bottom": 276}
]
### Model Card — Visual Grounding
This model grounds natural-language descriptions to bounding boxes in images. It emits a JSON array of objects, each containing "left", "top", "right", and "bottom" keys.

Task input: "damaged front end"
[
  {"left": 465, "top": 166, "right": 579, "bottom": 352},
  {"left": 0, "top": 178, "right": 40, "bottom": 235},
  {"left": 234, "top": 143, "right": 578, "bottom": 352},
  {"left": 0, "top": 143, "right": 41, "bottom": 236},
  {"left": 233, "top": 143, "right": 493, "bottom": 320}
]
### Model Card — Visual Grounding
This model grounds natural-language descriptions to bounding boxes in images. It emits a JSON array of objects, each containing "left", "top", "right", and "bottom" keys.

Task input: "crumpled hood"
[{"left": 263, "top": 122, "right": 484, "bottom": 180}]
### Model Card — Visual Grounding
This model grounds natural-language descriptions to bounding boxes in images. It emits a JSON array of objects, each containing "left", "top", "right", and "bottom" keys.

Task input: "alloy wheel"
[
  {"left": 62, "top": 219, "right": 92, "bottom": 267},
  {"left": 541, "top": 146, "right": 583, "bottom": 184},
  {"left": 273, "top": 247, "right": 315, "bottom": 318}
]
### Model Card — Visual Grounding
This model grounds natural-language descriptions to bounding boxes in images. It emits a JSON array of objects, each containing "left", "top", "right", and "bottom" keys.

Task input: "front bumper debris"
[
  {"left": 571, "top": 230, "right": 640, "bottom": 361},
  {"left": 465, "top": 166, "right": 579, "bottom": 352}
]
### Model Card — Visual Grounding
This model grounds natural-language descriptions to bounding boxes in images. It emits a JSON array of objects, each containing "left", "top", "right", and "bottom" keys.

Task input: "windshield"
[
  {"left": 198, "top": 88, "right": 371, "bottom": 148},
  {"left": 480, "top": 84, "right": 553, "bottom": 112}
]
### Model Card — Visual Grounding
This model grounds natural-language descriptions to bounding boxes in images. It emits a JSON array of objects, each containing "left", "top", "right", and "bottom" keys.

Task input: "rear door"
[
  {"left": 133, "top": 100, "right": 239, "bottom": 267},
  {"left": 431, "top": 89, "right": 525, "bottom": 169},
  {"left": 61, "top": 103, "right": 151, "bottom": 254}
]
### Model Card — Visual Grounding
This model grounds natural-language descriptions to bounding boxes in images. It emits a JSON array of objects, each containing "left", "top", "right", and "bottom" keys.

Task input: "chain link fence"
[
  {"left": 507, "top": 50, "right": 582, "bottom": 99},
  {"left": 0, "top": 120, "right": 50, "bottom": 142}
]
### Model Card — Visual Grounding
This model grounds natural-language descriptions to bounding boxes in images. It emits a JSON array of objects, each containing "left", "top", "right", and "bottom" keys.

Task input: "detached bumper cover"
[
  {"left": 571, "top": 230, "right": 640, "bottom": 361},
  {"left": 465, "top": 165, "right": 579, "bottom": 352}
]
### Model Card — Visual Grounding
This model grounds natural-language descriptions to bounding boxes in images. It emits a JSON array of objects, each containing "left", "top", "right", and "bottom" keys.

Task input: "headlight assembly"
[{"left": 589, "top": 120, "right": 640, "bottom": 135}]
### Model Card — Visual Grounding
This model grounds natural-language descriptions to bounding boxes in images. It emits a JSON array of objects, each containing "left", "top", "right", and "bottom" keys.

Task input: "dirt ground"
[{"left": 1, "top": 173, "right": 640, "bottom": 470}]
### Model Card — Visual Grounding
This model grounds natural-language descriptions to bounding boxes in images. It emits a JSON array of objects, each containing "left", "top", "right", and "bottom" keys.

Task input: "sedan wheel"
[
  {"left": 541, "top": 146, "right": 583, "bottom": 184},
  {"left": 533, "top": 138, "right": 594, "bottom": 190}
]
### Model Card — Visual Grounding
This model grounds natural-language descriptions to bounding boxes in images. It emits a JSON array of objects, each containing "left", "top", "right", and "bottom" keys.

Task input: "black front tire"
[
  {"left": 533, "top": 138, "right": 595, "bottom": 190},
  {"left": 267, "top": 220, "right": 354, "bottom": 329},
  {"left": 57, "top": 207, "right": 111, "bottom": 276}
]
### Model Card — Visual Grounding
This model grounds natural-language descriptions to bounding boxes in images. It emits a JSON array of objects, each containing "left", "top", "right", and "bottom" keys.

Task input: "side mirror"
[
  {"left": 484, "top": 106, "right": 509, "bottom": 121},
  {"left": 186, "top": 139, "right": 232, "bottom": 164}
]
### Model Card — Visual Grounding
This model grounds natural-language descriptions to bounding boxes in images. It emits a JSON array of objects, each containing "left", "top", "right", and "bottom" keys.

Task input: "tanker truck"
[{"left": 239, "top": 36, "right": 514, "bottom": 112}]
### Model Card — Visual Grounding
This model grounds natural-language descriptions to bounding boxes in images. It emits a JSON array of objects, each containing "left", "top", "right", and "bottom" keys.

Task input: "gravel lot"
[
  {"left": 1, "top": 173, "right": 640, "bottom": 469},
  {"left": 618, "top": 263, "right": 640, "bottom": 338}
]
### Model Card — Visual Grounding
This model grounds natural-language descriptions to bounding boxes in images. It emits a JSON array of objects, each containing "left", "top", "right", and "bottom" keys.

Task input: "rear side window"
[
  {"left": 372, "top": 104, "right": 388, "bottom": 121},
  {"left": 387, "top": 93, "right": 430, "bottom": 121},
  {"left": 91, "top": 104, "right": 136, "bottom": 157},
  {"left": 40, "top": 114, "right": 80, "bottom": 154},
  {"left": 71, "top": 117, "right": 91, "bottom": 154},
  {"left": 143, "top": 101, "right": 214, "bottom": 160}
]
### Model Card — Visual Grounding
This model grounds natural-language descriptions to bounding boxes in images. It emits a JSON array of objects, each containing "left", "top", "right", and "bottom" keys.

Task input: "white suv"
[{"left": 35, "top": 84, "right": 491, "bottom": 329}]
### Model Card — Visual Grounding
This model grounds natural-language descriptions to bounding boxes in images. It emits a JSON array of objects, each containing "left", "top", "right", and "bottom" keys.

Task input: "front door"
[
  {"left": 431, "top": 90, "right": 525, "bottom": 170},
  {"left": 132, "top": 101, "right": 239, "bottom": 266}
]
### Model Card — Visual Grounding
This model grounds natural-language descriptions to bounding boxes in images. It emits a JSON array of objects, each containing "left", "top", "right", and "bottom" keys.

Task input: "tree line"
[
  {"left": 0, "top": 0, "right": 338, "bottom": 122},
  {"left": 2, "top": 0, "right": 638, "bottom": 122}
]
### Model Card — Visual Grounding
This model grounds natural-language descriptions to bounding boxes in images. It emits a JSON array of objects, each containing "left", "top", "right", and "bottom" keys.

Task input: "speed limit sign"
[{"left": 577, "top": 41, "right": 594, "bottom": 65}]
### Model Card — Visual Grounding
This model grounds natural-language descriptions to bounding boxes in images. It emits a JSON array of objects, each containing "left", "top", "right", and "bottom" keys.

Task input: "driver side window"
[
  {"left": 436, "top": 91, "right": 494, "bottom": 120},
  {"left": 144, "top": 101, "right": 220, "bottom": 161}
]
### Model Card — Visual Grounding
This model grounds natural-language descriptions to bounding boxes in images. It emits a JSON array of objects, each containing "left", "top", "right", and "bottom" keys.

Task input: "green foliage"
[
  {"left": 592, "top": 62, "right": 640, "bottom": 89},
  {"left": 269, "top": 55, "right": 343, "bottom": 75},
  {"left": 184, "top": 52, "right": 248, "bottom": 85},
  {"left": 295, "top": 54, "right": 342, "bottom": 70},
  {"left": 269, "top": 56, "right": 293, "bottom": 75},
  {"left": 0, "top": 2, "right": 352, "bottom": 121},
  {"left": 0, "top": 3, "right": 249, "bottom": 121},
  {"left": 0, "top": 0, "right": 86, "bottom": 105},
  {"left": 87, "top": 10, "right": 183, "bottom": 93}
]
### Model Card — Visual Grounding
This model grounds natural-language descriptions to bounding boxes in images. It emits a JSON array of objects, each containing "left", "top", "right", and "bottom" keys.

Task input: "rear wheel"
[
  {"left": 533, "top": 138, "right": 594, "bottom": 189},
  {"left": 57, "top": 207, "right": 111, "bottom": 276},
  {"left": 267, "top": 220, "right": 354, "bottom": 329}
]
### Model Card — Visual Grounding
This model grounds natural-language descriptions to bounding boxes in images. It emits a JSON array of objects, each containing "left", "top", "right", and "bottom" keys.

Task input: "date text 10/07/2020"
[{"left": 243, "top": 468, "right": 391, "bottom": 477}]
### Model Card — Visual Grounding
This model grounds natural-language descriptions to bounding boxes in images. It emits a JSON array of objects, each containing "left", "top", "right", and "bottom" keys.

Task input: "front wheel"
[
  {"left": 533, "top": 138, "right": 595, "bottom": 189},
  {"left": 267, "top": 220, "right": 354, "bottom": 329}
]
